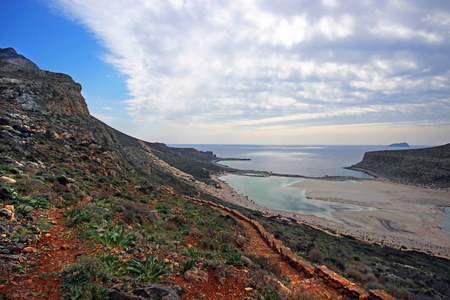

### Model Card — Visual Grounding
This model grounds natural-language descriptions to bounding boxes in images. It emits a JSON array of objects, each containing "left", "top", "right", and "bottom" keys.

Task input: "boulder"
[
  {"left": 183, "top": 267, "right": 208, "bottom": 283},
  {"left": 133, "top": 284, "right": 180, "bottom": 300}
]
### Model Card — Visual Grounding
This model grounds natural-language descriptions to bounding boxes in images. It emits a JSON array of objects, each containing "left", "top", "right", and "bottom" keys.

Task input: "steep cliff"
[
  {"left": 0, "top": 60, "right": 90, "bottom": 116},
  {"left": 350, "top": 144, "right": 450, "bottom": 189}
]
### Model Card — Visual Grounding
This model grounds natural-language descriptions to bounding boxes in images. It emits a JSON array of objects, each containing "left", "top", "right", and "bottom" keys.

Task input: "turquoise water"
[
  {"left": 221, "top": 174, "right": 376, "bottom": 227},
  {"left": 442, "top": 207, "right": 450, "bottom": 232},
  {"left": 221, "top": 174, "right": 449, "bottom": 232}
]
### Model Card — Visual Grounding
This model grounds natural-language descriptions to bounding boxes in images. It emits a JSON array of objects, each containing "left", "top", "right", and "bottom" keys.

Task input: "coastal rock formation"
[
  {"left": 350, "top": 144, "right": 450, "bottom": 189},
  {"left": 0, "top": 47, "right": 39, "bottom": 70}
]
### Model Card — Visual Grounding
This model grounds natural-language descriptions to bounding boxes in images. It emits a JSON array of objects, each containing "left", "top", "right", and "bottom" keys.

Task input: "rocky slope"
[{"left": 349, "top": 144, "right": 450, "bottom": 189}]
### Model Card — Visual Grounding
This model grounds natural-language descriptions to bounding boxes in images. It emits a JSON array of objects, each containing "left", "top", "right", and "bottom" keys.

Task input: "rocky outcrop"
[
  {"left": 349, "top": 144, "right": 450, "bottom": 189},
  {"left": 0, "top": 48, "right": 39, "bottom": 70},
  {"left": 0, "top": 60, "right": 89, "bottom": 116}
]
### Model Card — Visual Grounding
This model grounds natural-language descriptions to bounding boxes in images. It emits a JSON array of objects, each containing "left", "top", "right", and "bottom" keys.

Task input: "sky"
[{"left": 1, "top": 0, "right": 449, "bottom": 145}]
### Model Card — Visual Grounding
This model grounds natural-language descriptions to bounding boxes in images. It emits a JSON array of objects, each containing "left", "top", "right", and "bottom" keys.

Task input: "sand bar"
[{"left": 209, "top": 176, "right": 450, "bottom": 258}]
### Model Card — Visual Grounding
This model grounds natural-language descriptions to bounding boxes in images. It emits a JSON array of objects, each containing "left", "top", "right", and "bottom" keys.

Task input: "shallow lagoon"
[{"left": 221, "top": 174, "right": 377, "bottom": 227}]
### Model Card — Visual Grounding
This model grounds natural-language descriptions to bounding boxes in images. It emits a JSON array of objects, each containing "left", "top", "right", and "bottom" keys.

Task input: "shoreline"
[{"left": 207, "top": 174, "right": 450, "bottom": 259}]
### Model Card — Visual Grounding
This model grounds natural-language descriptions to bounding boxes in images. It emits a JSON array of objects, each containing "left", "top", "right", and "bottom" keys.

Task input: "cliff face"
[
  {"left": 350, "top": 144, "right": 450, "bottom": 189},
  {"left": 0, "top": 61, "right": 89, "bottom": 116}
]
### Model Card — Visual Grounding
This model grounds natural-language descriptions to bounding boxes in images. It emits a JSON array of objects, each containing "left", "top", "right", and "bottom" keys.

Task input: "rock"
[
  {"left": 214, "top": 266, "right": 226, "bottom": 285},
  {"left": 0, "top": 222, "right": 9, "bottom": 233},
  {"left": 241, "top": 255, "right": 253, "bottom": 268},
  {"left": 0, "top": 207, "right": 14, "bottom": 220},
  {"left": 0, "top": 176, "right": 16, "bottom": 184},
  {"left": 194, "top": 291, "right": 206, "bottom": 299},
  {"left": 108, "top": 290, "right": 146, "bottom": 300},
  {"left": 0, "top": 186, "right": 10, "bottom": 201},
  {"left": 133, "top": 284, "right": 180, "bottom": 300},
  {"left": 0, "top": 48, "right": 39, "bottom": 70},
  {"left": 183, "top": 267, "right": 208, "bottom": 283},
  {"left": 23, "top": 246, "right": 37, "bottom": 253},
  {"left": 57, "top": 176, "right": 70, "bottom": 185},
  {"left": 235, "top": 234, "right": 246, "bottom": 247},
  {"left": 171, "top": 285, "right": 188, "bottom": 295}
]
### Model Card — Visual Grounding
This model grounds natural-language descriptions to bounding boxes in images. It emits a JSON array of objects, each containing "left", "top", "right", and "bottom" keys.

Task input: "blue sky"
[{"left": 1, "top": 0, "right": 449, "bottom": 145}]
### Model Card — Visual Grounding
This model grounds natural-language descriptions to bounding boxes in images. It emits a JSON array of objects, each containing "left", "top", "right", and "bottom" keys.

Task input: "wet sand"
[{"left": 208, "top": 176, "right": 450, "bottom": 258}]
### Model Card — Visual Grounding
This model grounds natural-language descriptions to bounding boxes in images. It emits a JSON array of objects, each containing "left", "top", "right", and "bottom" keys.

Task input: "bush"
[
  {"left": 62, "top": 255, "right": 110, "bottom": 286},
  {"left": 65, "top": 207, "right": 92, "bottom": 227},
  {"left": 93, "top": 226, "right": 136, "bottom": 248},
  {"left": 62, "top": 283, "right": 108, "bottom": 300},
  {"left": 308, "top": 247, "right": 325, "bottom": 264},
  {"left": 346, "top": 267, "right": 366, "bottom": 282},
  {"left": 127, "top": 254, "right": 168, "bottom": 283},
  {"left": 182, "top": 259, "right": 197, "bottom": 274},
  {"left": 225, "top": 251, "right": 242, "bottom": 267}
]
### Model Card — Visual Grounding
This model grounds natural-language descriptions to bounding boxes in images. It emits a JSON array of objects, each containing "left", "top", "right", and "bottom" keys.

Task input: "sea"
[{"left": 170, "top": 144, "right": 449, "bottom": 230}]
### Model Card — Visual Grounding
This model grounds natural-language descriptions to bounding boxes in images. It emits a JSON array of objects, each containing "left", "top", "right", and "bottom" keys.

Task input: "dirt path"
[
  {"left": 0, "top": 208, "right": 95, "bottom": 299},
  {"left": 206, "top": 203, "right": 349, "bottom": 300}
]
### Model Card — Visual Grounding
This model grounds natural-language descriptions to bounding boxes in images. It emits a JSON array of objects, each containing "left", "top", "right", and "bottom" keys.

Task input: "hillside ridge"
[{"left": 349, "top": 144, "right": 450, "bottom": 189}]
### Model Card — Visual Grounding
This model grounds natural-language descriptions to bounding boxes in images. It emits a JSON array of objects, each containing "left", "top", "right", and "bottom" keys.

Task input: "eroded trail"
[
  {"left": 207, "top": 203, "right": 349, "bottom": 300},
  {"left": 0, "top": 208, "right": 95, "bottom": 299}
]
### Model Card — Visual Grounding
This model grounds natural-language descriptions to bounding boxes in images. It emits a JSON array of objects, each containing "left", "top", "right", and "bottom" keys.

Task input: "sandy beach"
[{"left": 207, "top": 175, "right": 450, "bottom": 258}]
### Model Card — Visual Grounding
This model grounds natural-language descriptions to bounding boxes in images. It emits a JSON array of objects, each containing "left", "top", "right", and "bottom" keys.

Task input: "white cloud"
[{"left": 52, "top": 0, "right": 450, "bottom": 144}]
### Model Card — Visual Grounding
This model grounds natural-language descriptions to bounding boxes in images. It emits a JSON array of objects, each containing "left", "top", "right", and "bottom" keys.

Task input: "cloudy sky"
[{"left": 2, "top": 0, "right": 450, "bottom": 145}]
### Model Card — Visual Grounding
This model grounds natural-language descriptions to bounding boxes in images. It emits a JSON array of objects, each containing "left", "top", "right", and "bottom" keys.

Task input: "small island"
[{"left": 388, "top": 142, "right": 409, "bottom": 147}]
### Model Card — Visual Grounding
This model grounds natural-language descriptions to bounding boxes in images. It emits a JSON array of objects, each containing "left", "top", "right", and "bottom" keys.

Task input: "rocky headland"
[{"left": 348, "top": 144, "right": 450, "bottom": 189}]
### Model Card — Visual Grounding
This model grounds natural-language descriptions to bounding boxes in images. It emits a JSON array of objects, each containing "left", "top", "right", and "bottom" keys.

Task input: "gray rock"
[
  {"left": 235, "top": 234, "right": 246, "bottom": 247},
  {"left": 183, "top": 267, "right": 208, "bottom": 283},
  {"left": 0, "top": 48, "right": 39, "bottom": 70},
  {"left": 172, "top": 285, "right": 188, "bottom": 295},
  {"left": 241, "top": 255, "right": 253, "bottom": 268},
  {"left": 108, "top": 290, "right": 146, "bottom": 300},
  {"left": 133, "top": 284, "right": 180, "bottom": 300}
]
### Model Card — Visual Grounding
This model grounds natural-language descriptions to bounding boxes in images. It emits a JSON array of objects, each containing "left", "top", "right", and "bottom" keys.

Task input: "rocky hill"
[
  {"left": 1, "top": 50, "right": 449, "bottom": 300},
  {"left": 0, "top": 48, "right": 39, "bottom": 70},
  {"left": 349, "top": 144, "right": 450, "bottom": 189}
]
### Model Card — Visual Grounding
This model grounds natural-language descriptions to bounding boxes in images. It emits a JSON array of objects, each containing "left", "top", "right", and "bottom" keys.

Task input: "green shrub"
[
  {"left": 225, "top": 251, "right": 242, "bottom": 267},
  {"left": 62, "top": 255, "right": 110, "bottom": 286},
  {"left": 62, "top": 283, "right": 108, "bottom": 300},
  {"left": 93, "top": 226, "right": 136, "bottom": 248},
  {"left": 26, "top": 197, "right": 52, "bottom": 209},
  {"left": 184, "top": 247, "right": 202, "bottom": 258},
  {"left": 65, "top": 207, "right": 92, "bottom": 227},
  {"left": 182, "top": 259, "right": 197, "bottom": 274},
  {"left": 126, "top": 254, "right": 168, "bottom": 282}
]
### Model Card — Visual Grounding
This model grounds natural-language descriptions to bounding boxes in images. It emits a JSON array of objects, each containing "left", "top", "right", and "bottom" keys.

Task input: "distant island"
[{"left": 388, "top": 142, "right": 409, "bottom": 147}]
